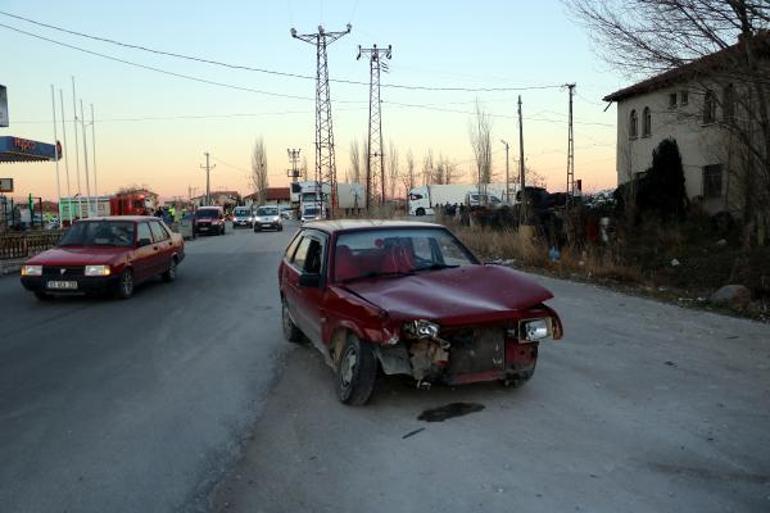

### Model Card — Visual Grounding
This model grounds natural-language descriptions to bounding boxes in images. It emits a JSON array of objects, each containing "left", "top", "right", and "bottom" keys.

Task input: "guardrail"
[{"left": 0, "top": 231, "right": 63, "bottom": 260}]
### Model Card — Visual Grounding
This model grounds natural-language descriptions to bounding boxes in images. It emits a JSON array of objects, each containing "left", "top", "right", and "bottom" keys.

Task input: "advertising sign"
[
  {"left": 0, "top": 177, "right": 13, "bottom": 193},
  {"left": 0, "top": 85, "right": 7, "bottom": 127}
]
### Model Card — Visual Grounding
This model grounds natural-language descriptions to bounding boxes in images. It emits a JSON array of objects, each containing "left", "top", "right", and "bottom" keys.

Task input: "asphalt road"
[
  {"left": 0, "top": 224, "right": 292, "bottom": 513},
  {"left": 2, "top": 223, "right": 769, "bottom": 513}
]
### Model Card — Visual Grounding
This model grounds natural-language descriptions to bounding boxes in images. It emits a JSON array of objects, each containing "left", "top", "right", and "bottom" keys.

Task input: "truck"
[
  {"left": 407, "top": 183, "right": 516, "bottom": 216},
  {"left": 110, "top": 191, "right": 155, "bottom": 216},
  {"left": 60, "top": 196, "right": 112, "bottom": 221},
  {"left": 336, "top": 182, "right": 365, "bottom": 211}
]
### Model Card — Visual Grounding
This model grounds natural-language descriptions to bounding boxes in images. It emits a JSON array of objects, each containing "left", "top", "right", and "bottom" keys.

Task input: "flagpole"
[
  {"left": 71, "top": 77, "right": 83, "bottom": 219},
  {"left": 59, "top": 89, "right": 72, "bottom": 224},
  {"left": 50, "top": 85, "right": 62, "bottom": 225}
]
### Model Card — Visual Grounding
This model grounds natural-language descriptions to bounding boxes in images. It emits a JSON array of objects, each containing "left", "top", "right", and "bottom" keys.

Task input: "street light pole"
[{"left": 500, "top": 139, "right": 509, "bottom": 204}]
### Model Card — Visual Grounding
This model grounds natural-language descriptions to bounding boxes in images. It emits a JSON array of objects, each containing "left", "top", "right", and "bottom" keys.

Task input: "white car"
[{"left": 254, "top": 206, "right": 283, "bottom": 232}]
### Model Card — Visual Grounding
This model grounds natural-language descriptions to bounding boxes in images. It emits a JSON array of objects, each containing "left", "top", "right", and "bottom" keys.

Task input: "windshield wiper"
[
  {"left": 415, "top": 263, "right": 459, "bottom": 272},
  {"left": 341, "top": 270, "right": 414, "bottom": 283}
]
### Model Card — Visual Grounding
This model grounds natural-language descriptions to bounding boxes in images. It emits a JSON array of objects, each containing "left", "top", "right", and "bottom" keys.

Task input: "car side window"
[
  {"left": 149, "top": 221, "right": 169, "bottom": 242},
  {"left": 285, "top": 234, "right": 303, "bottom": 261},
  {"left": 292, "top": 237, "right": 312, "bottom": 270},
  {"left": 304, "top": 239, "right": 324, "bottom": 274},
  {"left": 137, "top": 222, "right": 153, "bottom": 244}
]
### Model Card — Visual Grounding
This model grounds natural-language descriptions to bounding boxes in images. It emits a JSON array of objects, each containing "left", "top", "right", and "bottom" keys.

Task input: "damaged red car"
[{"left": 278, "top": 220, "right": 563, "bottom": 405}]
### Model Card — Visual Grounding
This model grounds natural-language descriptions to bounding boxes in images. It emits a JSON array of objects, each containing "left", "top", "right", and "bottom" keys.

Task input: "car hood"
[
  {"left": 27, "top": 247, "right": 131, "bottom": 266},
  {"left": 340, "top": 264, "right": 553, "bottom": 326}
]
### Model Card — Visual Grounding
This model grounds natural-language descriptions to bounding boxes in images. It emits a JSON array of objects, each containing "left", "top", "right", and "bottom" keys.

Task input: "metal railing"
[{"left": 0, "top": 231, "right": 63, "bottom": 260}]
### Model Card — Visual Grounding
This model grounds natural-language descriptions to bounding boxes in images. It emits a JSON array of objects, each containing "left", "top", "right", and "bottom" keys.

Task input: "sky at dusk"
[{"left": 0, "top": 0, "right": 630, "bottom": 201}]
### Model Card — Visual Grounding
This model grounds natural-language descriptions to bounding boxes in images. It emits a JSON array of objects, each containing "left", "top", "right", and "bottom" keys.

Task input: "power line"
[
  {"left": 0, "top": 11, "right": 564, "bottom": 93},
  {"left": 0, "top": 22, "right": 318, "bottom": 101}
]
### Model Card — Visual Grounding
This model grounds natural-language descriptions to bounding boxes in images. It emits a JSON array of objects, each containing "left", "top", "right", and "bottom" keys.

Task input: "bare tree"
[
  {"left": 402, "top": 149, "right": 416, "bottom": 197},
  {"left": 568, "top": 0, "right": 770, "bottom": 245},
  {"left": 422, "top": 149, "right": 434, "bottom": 185},
  {"left": 470, "top": 99, "right": 493, "bottom": 197},
  {"left": 388, "top": 140, "right": 399, "bottom": 199},
  {"left": 250, "top": 137, "right": 269, "bottom": 204},
  {"left": 350, "top": 140, "right": 362, "bottom": 184}
]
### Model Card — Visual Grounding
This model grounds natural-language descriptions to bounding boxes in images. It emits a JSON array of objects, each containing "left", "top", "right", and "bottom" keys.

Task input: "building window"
[
  {"left": 723, "top": 84, "right": 735, "bottom": 122},
  {"left": 642, "top": 107, "right": 652, "bottom": 137},
  {"left": 669, "top": 93, "right": 677, "bottom": 108},
  {"left": 629, "top": 109, "right": 638, "bottom": 138},
  {"left": 681, "top": 91, "right": 689, "bottom": 105},
  {"left": 703, "top": 164, "right": 723, "bottom": 199},
  {"left": 703, "top": 90, "right": 716, "bottom": 124}
]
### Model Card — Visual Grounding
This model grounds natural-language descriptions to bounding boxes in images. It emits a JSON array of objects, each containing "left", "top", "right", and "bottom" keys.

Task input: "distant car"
[
  {"left": 20, "top": 216, "right": 185, "bottom": 300},
  {"left": 300, "top": 206, "right": 324, "bottom": 223},
  {"left": 278, "top": 220, "right": 563, "bottom": 405},
  {"left": 194, "top": 206, "right": 226, "bottom": 236},
  {"left": 466, "top": 192, "right": 502, "bottom": 209},
  {"left": 232, "top": 206, "right": 254, "bottom": 228},
  {"left": 280, "top": 206, "right": 295, "bottom": 220},
  {"left": 254, "top": 205, "right": 283, "bottom": 232}
]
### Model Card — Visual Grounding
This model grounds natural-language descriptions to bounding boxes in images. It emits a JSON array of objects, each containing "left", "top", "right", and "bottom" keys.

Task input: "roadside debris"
[
  {"left": 710, "top": 284, "right": 751, "bottom": 309},
  {"left": 402, "top": 427, "right": 426, "bottom": 439},
  {"left": 418, "top": 402, "right": 485, "bottom": 422}
]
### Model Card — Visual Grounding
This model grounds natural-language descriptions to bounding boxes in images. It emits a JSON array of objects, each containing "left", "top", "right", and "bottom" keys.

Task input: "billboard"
[
  {"left": 0, "top": 85, "right": 7, "bottom": 127},
  {"left": 0, "top": 177, "right": 13, "bottom": 193}
]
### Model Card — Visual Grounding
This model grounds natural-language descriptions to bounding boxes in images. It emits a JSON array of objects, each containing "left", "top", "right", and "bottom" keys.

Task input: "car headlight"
[
  {"left": 84, "top": 265, "right": 111, "bottom": 277},
  {"left": 21, "top": 264, "right": 43, "bottom": 276},
  {"left": 520, "top": 318, "right": 552, "bottom": 341},
  {"left": 404, "top": 319, "right": 440, "bottom": 339}
]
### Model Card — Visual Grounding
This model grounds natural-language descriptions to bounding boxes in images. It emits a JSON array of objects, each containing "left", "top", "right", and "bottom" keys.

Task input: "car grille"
[
  {"left": 446, "top": 326, "right": 506, "bottom": 375},
  {"left": 42, "top": 266, "right": 85, "bottom": 277}
]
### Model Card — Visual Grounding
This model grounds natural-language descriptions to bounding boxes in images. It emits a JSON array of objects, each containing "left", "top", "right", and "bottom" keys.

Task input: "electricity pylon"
[
  {"left": 291, "top": 24, "right": 351, "bottom": 213},
  {"left": 357, "top": 44, "right": 392, "bottom": 209}
]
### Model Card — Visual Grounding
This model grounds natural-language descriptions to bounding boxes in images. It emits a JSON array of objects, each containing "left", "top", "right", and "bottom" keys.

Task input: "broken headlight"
[
  {"left": 519, "top": 318, "right": 552, "bottom": 341},
  {"left": 403, "top": 319, "right": 440, "bottom": 340}
]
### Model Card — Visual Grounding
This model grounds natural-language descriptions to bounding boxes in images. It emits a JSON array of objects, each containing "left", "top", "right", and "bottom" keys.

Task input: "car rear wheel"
[
  {"left": 162, "top": 258, "right": 177, "bottom": 282},
  {"left": 415, "top": 207, "right": 426, "bottom": 216},
  {"left": 282, "top": 299, "right": 304, "bottom": 343},
  {"left": 336, "top": 335, "right": 378, "bottom": 406},
  {"left": 115, "top": 269, "right": 135, "bottom": 299}
]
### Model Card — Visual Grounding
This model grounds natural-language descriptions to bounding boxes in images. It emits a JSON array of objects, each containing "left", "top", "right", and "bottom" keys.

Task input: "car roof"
[
  {"left": 302, "top": 219, "right": 443, "bottom": 234},
  {"left": 76, "top": 216, "right": 153, "bottom": 222},
  {"left": 197, "top": 206, "right": 223, "bottom": 210}
]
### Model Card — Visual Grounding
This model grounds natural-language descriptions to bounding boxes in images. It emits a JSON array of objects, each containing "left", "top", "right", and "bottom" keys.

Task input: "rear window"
[{"left": 195, "top": 209, "right": 219, "bottom": 219}]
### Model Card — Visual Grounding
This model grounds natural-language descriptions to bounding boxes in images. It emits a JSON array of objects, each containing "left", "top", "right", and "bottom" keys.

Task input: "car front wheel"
[
  {"left": 282, "top": 299, "right": 304, "bottom": 343},
  {"left": 162, "top": 258, "right": 177, "bottom": 282},
  {"left": 115, "top": 269, "right": 135, "bottom": 299},
  {"left": 336, "top": 334, "right": 378, "bottom": 406}
]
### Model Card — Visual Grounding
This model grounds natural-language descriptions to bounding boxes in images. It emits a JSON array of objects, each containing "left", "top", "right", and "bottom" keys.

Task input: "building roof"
[
  {"left": 304, "top": 219, "right": 442, "bottom": 234},
  {"left": 603, "top": 32, "right": 770, "bottom": 102}
]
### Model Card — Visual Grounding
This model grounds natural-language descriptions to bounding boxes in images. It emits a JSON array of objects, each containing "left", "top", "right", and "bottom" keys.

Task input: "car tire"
[
  {"left": 162, "top": 257, "right": 178, "bottom": 283},
  {"left": 282, "top": 299, "right": 304, "bottom": 344},
  {"left": 502, "top": 367, "right": 536, "bottom": 388},
  {"left": 336, "top": 334, "right": 378, "bottom": 406},
  {"left": 34, "top": 291, "right": 53, "bottom": 301},
  {"left": 415, "top": 207, "right": 426, "bottom": 216},
  {"left": 115, "top": 269, "right": 135, "bottom": 299}
]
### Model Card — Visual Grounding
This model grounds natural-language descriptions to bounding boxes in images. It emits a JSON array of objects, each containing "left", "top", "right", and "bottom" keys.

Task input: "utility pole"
[
  {"left": 90, "top": 103, "right": 98, "bottom": 200},
  {"left": 287, "top": 148, "right": 301, "bottom": 182},
  {"left": 500, "top": 139, "right": 510, "bottom": 204},
  {"left": 357, "top": 43, "right": 392, "bottom": 209},
  {"left": 200, "top": 152, "right": 215, "bottom": 206},
  {"left": 80, "top": 99, "right": 92, "bottom": 217},
  {"left": 564, "top": 83, "right": 576, "bottom": 210},
  {"left": 71, "top": 77, "right": 83, "bottom": 218},
  {"left": 518, "top": 95, "right": 526, "bottom": 225},
  {"left": 291, "top": 24, "right": 351, "bottom": 217}
]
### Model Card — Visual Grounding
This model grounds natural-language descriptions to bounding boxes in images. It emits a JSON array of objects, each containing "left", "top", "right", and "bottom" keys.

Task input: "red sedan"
[
  {"left": 20, "top": 216, "right": 185, "bottom": 300},
  {"left": 278, "top": 220, "right": 563, "bottom": 405}
]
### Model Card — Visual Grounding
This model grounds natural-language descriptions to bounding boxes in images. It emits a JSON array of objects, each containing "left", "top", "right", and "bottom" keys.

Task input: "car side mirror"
[
  {"left": 299, "top": 273, "right": 322, "bottom": 288},
  {"left": 138, "top": 237, "right": 152, "bottom": 247}
]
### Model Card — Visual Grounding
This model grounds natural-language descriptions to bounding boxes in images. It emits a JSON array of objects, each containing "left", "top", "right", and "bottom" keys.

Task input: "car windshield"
[
  {"left": 333, "top": 228, "right": 477, "bottom": 282},
  {"left": 258, "top": 207, "right": 278, "bottom": 216},
  {"left": 234, "top": 209, "right": 251, "bottom": 216},
  {"left": 195, "top": 209, "right": 218, "bottom": 219},
  {"left": 58, "top": 221, "right": 135, "bottom": 247},
  {"left": 303, "top": 208, "right": 318, "bottom": 216}
]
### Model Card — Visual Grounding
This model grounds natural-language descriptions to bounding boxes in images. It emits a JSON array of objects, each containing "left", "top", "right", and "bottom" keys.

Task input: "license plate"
[
  {"left": 47, "top": 280, "right": 78, "bottom": 290},
  {"left": 262, "top": 223, "right": 272, "bottom": 227},
  {"left": 199, "top": 226, "right": 209, "bottom": 230}
]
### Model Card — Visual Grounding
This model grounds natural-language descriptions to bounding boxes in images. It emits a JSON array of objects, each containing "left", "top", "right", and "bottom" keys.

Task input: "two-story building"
[{"left": 604, "top": 34, "right": 770, "bottom": 216}]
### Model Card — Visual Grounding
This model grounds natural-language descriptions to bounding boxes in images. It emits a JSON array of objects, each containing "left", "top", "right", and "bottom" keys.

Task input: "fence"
[{"left": 0, "top": 231, "right": 63, "bottom": 260}]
